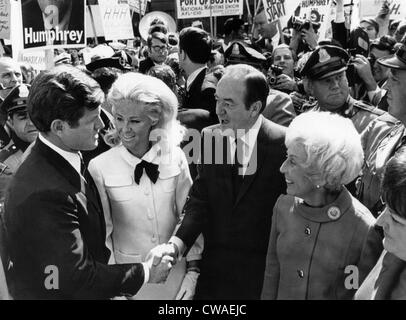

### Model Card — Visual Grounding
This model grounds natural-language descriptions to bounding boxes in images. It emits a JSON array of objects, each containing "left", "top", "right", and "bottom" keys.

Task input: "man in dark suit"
[
  {"left": 4, "top": 65, "right": 172, "bottom": 299},
  {"left": 178, "top": 27, "right": 218, "bottom": 133},
  {"left": 152, "top": 64, "right": 287, "bottom": 299},
  {"left": 138, "top": 32, "right": 169, "bottom": 74}
]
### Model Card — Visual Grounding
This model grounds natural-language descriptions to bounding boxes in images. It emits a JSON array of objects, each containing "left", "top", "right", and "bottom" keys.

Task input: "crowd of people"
[{"left": 0, "top": 0, "right": 406, "bottom": 300}]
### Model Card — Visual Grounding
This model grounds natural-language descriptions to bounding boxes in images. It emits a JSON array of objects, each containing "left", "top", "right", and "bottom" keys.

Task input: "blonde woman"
[{"left": 89, "top": 73, "right": 203, "bottom": 300}]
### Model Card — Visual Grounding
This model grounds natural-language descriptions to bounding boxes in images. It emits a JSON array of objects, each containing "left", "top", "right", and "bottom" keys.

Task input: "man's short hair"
[
  {"left": 28, "top": 65, "right": 104, "bottom": 133},
  {"left": 147, "top": 32, "right": 168, "bottom": 48},
  {"left": 179, "top": 27, "right": 212, "bottom": 64},
  {"left": 370, "top": 35, "right": 397, "bottom": 54},
  {"left": 224, "top": 18, "right": 245, "bottom": 37},
  {"left": 224, "top": 64, "right": 269, "bottom": 113}
]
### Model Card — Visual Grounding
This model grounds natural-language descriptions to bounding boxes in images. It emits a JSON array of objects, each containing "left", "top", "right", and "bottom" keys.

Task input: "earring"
[{"left": 316, "top": 185, "right": 320, "bottom": 189}]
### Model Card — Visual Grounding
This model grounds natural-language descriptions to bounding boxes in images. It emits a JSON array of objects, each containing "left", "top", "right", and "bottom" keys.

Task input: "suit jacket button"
[
  {"left": 297, "top": 270, "right": 304, "bottom": 278},
  {"left": 305, "top": 227, "right": 311, "bottom": 235}
]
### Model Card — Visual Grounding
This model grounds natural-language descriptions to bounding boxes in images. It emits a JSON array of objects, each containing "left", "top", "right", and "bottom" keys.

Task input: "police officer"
[
  {"left": 0, "top": 84, "right": 38, "bottom": 199},
  {"left": 301, "top": 45, "right": 385, "bottom": 133},
  {"left": 357, "top": 43, "right": 406, "bottom": 217}
]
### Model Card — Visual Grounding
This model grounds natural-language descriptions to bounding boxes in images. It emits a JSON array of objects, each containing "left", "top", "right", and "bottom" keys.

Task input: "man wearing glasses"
[{"left": 139, "top": 32, "right": 169, "bottom": 74}]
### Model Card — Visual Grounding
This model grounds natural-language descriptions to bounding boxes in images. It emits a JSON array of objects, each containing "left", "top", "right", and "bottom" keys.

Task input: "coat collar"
[
  {"left": 294, "top": 187, "right": 353, "bottom": 223},
  {"left": 33, "top": 139, "right": 102, "bottom": 211}
]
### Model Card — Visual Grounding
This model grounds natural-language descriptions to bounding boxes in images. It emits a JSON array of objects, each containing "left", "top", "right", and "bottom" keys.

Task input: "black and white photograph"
[{"left": 0, "top": 0, "right": 406, "bottom": 312}]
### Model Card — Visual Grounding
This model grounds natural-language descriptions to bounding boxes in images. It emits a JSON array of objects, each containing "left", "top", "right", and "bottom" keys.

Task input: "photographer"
[
  {"left": 267, "top": 44, "right": 299, "bottom": 94},
  {"left": 289, "top": 17, "right": 319, "bottom": 58},
  {"left": 352, "top": 36, "right": 396, "bottom": 111}
]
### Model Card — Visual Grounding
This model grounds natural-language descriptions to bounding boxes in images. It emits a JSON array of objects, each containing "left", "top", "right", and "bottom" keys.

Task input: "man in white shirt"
[{"left": 4, "top": 65, "right": 172, "bottom": 299}]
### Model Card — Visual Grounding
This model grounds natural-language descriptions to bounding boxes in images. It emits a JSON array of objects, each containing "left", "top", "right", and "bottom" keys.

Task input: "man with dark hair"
[
  {"left": 139, "top": 32, "right": 169, "bottom": 74},
  {"left": 4, "top": 65, "right": 172, "bottom": 299},
  {"left": 178, "top": 27, "right": 217, "bottom": 132},
  {"left": 223, "top": 17, "right": 245, "bottom": 49},
  {"left": 151, "top": 64, "right": 287, "bottom": 299}
]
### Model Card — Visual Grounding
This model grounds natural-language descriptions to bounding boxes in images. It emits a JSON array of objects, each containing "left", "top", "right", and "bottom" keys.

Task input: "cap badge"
[
  {"left": 232, "top": 43, "right": 240, "bottom": 55},
  {"left": 327, "top": 206, "right": 341, "bottom": 220},
  {"left": 18, "top": 85, "right": 29, "bottom": 99},
  {"left": 318, "top": 48, "right": 331, "bottom": 64}
]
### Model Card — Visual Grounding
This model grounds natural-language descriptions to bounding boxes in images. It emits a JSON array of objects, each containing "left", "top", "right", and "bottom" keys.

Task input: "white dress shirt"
[
  {"left": 169, "top": 115, "right": 263, "bottom": 257},
  {"left": 39, "top": 134, "right": 81, "bottom": 175}
]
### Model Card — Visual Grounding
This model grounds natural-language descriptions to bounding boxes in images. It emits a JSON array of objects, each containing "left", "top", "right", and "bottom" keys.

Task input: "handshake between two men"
[
  {"left": 144, "top": 242, "right": 199, "bottom": 300},
  {"left": 145, "top": 242, "right": 179, "bottom": 284}
]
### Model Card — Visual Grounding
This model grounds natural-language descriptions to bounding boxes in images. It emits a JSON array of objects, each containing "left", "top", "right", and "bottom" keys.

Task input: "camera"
[
  {"left": 268, "top": 64, "right": 284, "bottom": 85},
  {"left": 289, "top": 17, "right": 321, "bottom": 32}
]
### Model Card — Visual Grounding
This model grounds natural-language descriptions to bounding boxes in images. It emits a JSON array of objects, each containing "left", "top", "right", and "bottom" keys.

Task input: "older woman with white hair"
[
  {"left": 261, "top": 111, "right": 383, "bottom": 300},
  {"left": 88, "top": 73, "right": 203, "bottom": 300}
]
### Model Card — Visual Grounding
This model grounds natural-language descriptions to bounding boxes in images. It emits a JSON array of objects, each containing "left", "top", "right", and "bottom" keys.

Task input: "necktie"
[
  {"left": 134, "top": 160, "right": 160, "bottom": 184},
  {"left": 232, "top": 138, "right": 244, "bottom": 201}
]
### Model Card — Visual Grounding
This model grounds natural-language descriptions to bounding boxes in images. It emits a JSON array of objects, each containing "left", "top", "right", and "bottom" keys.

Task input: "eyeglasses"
[{"left": 151, "top": 45, "right": 169, "bottom": 53}]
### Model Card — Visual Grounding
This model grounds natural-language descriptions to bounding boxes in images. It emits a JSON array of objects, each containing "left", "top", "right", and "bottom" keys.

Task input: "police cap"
[
  {"left": 224, "top": 41, "right": 266, "bottom": 69},
  {"left": 86, "top": 50, "right": 133, "bottom": 72},
  {"left": 300, "top": 45, "right": 350, "bottom": 80},
  {"left": 1, "top": 84, "right": 31, "bottom": 115}
]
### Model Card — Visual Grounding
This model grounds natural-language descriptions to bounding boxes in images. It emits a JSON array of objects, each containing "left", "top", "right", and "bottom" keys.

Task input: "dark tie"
[
  {"left": 232, "top": 138, "right": 244, "bottom": 202},
  {"left": 134, "top": 160, "right": 160, "bottom": 184}
]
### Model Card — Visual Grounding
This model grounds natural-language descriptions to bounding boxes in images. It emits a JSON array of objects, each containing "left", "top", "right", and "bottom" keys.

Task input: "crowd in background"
[{"left": 0, "top": 0, "right": 406, "bottom": 300}]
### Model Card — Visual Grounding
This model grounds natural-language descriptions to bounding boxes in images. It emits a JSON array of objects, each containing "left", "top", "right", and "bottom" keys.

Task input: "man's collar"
[
  {"left": 186, "top": 66, "right": 207, "bottom": 92},
  {"left": 39, "top": 133, "right": 81, "bottom": 175}
]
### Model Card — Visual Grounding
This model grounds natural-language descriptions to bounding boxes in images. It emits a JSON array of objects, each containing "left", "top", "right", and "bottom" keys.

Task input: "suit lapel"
[
  {"left": 233, "top": 122, "right": 270, "bottom": 208},
  {"left": 34, "top": 139, "right": 103, "bottom": 215}
]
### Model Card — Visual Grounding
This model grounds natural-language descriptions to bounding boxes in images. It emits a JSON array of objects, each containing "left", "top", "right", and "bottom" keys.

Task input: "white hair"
[
  {"left": 285, "top": 111, "right": 364, "bottom": 190},
  {"left": 104, "top": 72, "right": 185, "bottom": 150}
]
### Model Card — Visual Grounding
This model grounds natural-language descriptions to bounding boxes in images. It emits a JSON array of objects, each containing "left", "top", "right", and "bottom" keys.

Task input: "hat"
[
  {"left": 300, "top": 45, "right": 350, "bottom": 80},
  {"left": 370, "top": 35, "right": 397, "bottom": 54},
  {"left": 54, "top": 52, "right": 72, "bottom": 65},
  {"left": 1, "top": 84, "right": 31, "bottom": 115},
  {"left": 377, "top": 44, "right": 406, "bottom": 70},
  {"left": 224, "top": 18, "right": 245, "bottom": 36},
  {"left": 224, "top": 41, "right": 266, "bottom": 69},
  {"left": 86, "top": 50, "right": 133, "bottom": 72}
]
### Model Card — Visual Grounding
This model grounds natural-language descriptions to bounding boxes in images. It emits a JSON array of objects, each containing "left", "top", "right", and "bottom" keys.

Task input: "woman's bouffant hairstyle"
[
  {"left": 285, "top": 111, "right": 364, "bottom": 191},
  {"left": 104, "top": 72, "right": 185, "bottom": 149}
]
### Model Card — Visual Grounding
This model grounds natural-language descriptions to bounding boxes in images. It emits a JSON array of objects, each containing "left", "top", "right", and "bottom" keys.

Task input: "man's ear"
[
  {"left": 50, "top": 119, "right": 66, "bottom": 137},
  {"left": 179, "top": 49, "right": 186, "bottom": 62},
  {"left": 6, "top": 115, "right": 13, "bottom": 128},
  {"left": 249, "top": 100, "right": 262, "bottom": 117},
  {"left": 303, "top": 78, "right": 313, "bottom": 96}
]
